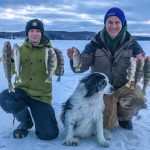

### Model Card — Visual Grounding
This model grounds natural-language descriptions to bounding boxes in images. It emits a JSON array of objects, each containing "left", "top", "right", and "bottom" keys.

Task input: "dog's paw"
[
  {"left": 62, "top": 138, "right": 79, "bottom": 146},
  {"left": 99, "top": 140, "right": 109, "bottom": 147},
  {"left": 104, "top": 129, "right": 110, "bottom": 140}
]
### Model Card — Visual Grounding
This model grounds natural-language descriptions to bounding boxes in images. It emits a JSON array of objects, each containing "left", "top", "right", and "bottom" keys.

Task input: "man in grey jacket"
[{"left": 67, "top": 7, "right": 146, "bottom": 130}]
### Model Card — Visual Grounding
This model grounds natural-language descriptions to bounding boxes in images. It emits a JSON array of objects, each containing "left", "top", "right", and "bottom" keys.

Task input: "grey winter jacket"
[{"left": 70, "top": 31, "right": 144, "bottom": 89}]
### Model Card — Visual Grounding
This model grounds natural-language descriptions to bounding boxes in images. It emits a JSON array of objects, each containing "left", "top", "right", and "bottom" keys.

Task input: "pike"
[
  {"left": 134, "top": 57, "right": 145, "bottom": 87},
  {"left": 72, "top": 47, "right": 82, "bottom": 72},
  {"left": 45, "top": 48, "right": 57, "bottom": 83},
  {"left": 13, "top": 43, "right": 22, "bottom": 83},
  {"left": 125, "top": 57, "right": 137, "bottom": 88},
  {"left": 143, "top": 56, "right": 150, "bottom": 95},
  {"left": 2, "top": 41, "right": 15, "bottom": 92},
  {"left": 55, "top": 48, "right": 64, "bottom": 82}
]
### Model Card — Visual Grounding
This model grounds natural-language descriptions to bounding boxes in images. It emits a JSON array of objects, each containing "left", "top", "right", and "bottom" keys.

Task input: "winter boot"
[
  {"left": 118, "top": 120, "right": 133, "bottom": 130},
  {"left": 13, "top": 107, "right": 33, "bottom": 139}
]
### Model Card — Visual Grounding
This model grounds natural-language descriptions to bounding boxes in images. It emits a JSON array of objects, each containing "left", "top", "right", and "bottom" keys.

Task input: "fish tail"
[
  {"left": 8, "top": 83, "right": 15, "bottom": 93},
  {"left": 75, "top": 67, "right": 80, "bottom": 72},
  {"left": 129, "top": 81, "right": 135, "bottom": 89},
  {"left": 125, "top": 82, "right": 133, "bottom": 89},
  {"left": 45, "top": 77, "right": 51, "bottom": 83},
  {"left": 16, "top": 76, "right": 22, "bottom": 83},
  {"left": 57, "top": 75, "right": 61, "bottom": 82},
  {"left": 18, "top": 76, "right": 22, "bottom": 83},
  {"left": 142, "top": 86, "right": 146, "bottom": 95},
  {"left": 134, "top": 82, "right": 137, "bottom": 88}
]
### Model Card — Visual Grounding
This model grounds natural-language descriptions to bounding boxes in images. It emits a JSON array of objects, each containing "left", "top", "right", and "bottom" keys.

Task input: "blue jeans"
[{"left": 0, "top": 88, "right": 59, "bottom": 140}]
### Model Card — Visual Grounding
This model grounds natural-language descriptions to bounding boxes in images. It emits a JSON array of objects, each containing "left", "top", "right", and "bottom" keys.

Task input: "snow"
[{"left": 0, "top": 39, "right": 150, "bottom": 150}]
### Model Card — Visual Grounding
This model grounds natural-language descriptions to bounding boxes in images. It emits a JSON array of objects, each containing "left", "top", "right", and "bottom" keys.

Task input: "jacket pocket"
[
  {"left": 38, "top": 56, "right": 47, "bottom": 78},
  {"left": 38, "top": 52, "right": 45, "bottom": 63},
  {"left": 116, "top": 51, "right": 131, "bottom": 77},
  {"left": 93, "top": 49, "right": 110, "bottom": 72},
  {"left": 119, "top": 50, "right": 131, "bottom": 67},
  {"left": 94, "top": 50, "right": 109, "bottom": 64},
  {"left": 121, "top": 50, "right": 132, "bottom": 58},
  {"left": 38, "top": 57, "right": 45, "bottom": 63},
  {"left": 95, "top": 50, "right": 106, "bottom": 57}
]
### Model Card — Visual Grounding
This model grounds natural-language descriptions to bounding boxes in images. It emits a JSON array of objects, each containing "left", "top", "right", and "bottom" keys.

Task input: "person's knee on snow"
[
  {"left": 0, "top": 89, "right": 26, "bottom": 114},
  {"left": 35, "top": 126, "right": 59, "bottom": 140},
  {"left": 117, "top": 85, "right": 147, "bottom": 130}
]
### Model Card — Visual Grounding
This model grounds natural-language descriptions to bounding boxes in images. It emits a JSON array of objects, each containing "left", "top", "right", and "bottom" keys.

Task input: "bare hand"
[
  {"left": 67, "top": 48, "right": 74, "bottom": 59},
  {"left": 136, "top": 53, "right": 145, "bottom": 63}
]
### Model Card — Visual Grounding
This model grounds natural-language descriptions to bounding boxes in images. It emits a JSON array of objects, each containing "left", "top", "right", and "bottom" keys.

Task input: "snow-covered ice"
[{"left": 0, "top": 39, "right": 150, "bottom": 150}]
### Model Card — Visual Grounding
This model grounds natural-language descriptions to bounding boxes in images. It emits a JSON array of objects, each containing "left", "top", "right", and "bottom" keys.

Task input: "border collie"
[{"left": 61, "top": 72, "right": 114, "bottom": 147}]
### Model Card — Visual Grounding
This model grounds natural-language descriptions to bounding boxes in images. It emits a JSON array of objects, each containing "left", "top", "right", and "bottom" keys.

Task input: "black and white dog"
[{"left": 61, "top": 72, "right": 114, "bottom": 147}]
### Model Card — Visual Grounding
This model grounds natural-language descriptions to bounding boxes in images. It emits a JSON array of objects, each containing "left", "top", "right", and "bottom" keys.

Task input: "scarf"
[{"left": 102, "top": 23, "right": 127, "bottom": 55}]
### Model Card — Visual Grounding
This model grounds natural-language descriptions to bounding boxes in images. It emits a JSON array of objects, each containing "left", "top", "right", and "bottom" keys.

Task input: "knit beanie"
[
  {"left": 25, "top": 19, "right": 44, "bottom": 36},
  {"left": 104, "top": 7, "right": 126, "bottom": 27}
]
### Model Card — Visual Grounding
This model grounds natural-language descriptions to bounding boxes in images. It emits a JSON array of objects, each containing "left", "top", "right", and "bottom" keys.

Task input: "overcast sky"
[{"left": 0, "top": 0, "right": 150, "bottom": 36}]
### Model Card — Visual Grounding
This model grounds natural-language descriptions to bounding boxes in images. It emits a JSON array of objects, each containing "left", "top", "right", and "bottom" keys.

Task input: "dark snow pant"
[{"left": 0, "top": 88, "right": 59, "bottom": 140}]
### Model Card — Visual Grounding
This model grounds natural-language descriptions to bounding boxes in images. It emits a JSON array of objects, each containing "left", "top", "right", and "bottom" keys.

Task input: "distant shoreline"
[{"left": 0, "top": 31, "right": 150, "bottom": 41}]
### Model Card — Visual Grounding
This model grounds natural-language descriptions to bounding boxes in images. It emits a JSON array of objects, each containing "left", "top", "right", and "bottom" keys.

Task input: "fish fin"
[
  {"left": 18, "top": 76, "right": 22, "bottom": 83},
  {"left": 126, "top": 76, "right": 129, "bottom": 80},
  {"left": 125, "top": 82, "right": 132, "bottom": 88},
  {"left": 16, "top": 76, "right": 22, "bottom": 83},
  {"left": 142, "top": 87, "right": 146, "bottom": 95},
  {"left": 20, "top": 66, "right": 22, "bottom": 72},
  {"left": 2, "top": 54, "right": 6, "bottom": 61},
  {"left": 75, "top": 67, "right": 80, "bottom": 72},
  {"left": 57, "top": 76, "right": 61, "bottom": 82},
  {"left": 45, "top": 77, "right": 51, "bottom": 83},
  {"left": 8, "top": 84, "right": 15, "bottom": 93}
]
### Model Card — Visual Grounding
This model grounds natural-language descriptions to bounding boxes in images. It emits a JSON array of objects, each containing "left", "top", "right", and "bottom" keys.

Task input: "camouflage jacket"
[{"left": 70, "top": 31, "right": 144, "bottom": 89}]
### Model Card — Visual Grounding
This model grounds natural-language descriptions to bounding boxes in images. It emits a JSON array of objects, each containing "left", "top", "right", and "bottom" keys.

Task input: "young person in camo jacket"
[
  {"left": 0, "top": 19, "right": 60, "bottom": 140},
  {"left": 67, "top": 7, "right": 147, "bottom": 130}
]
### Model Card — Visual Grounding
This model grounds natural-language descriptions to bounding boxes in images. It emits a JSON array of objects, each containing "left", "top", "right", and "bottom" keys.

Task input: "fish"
[
  {"left": 45, "top": 48, "right": 57, "bottom": 83},
  {"left": 72, "top": 47, "right": 82, "bottom": 72},
  {"left": 134, "top": 57, "right": 145, "bottom": 87},
  {"left": 125, "top": 57, "right": 137, "bottom": 88},
  {"left": 13, "top": 43, "right": 22, "bottom": 83},
  {"left": 54, "top": 48, "right": 64, "bottom": 82},
  {"left": 143, "top": 56, "right": 150, "bottom": 95},
  {"left": 2, "top": 41, "right": 15, "bottom": 92}
]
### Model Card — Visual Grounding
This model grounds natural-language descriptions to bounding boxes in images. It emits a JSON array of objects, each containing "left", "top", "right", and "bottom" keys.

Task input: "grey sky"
[{"left": 0, "top": 0, "right": 150, "bottom": 36}]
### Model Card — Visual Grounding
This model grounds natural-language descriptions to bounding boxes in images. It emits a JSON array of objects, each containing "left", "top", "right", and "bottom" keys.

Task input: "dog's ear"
[
  {"left": 84, "top": 80, "right": 99, "bottom": 97},
  {"left": 81, "top": 73, "right": 107, "bottom": 98},
  {"left": 61, "top": 98, "right": 73, "bottom": 124}
]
